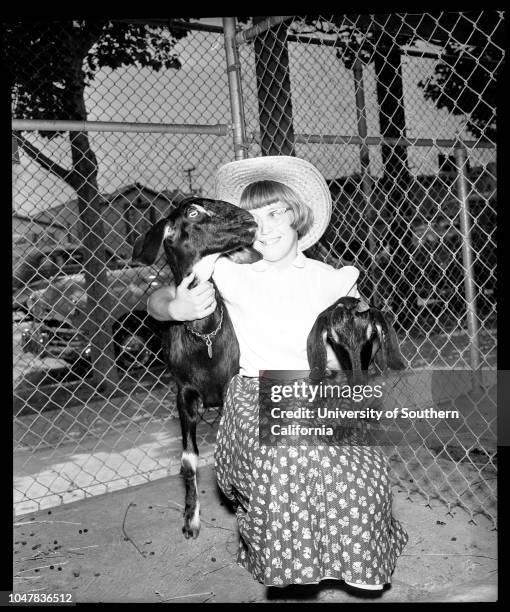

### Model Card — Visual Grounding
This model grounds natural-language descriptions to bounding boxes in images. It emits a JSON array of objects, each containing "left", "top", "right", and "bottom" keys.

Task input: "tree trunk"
[
  {"left": 253, "top": 16, "right": 296, "bottom": 156},
  {"left": 374, "top": 33, "right": 410, "bottom": 189},
  {"left": 68, "top": 66, "right": 118, "bottom": 391},
  {"left": 69, "top": 131, "right": 118, "bottom": 391},
  {"left": 374, "top": 34, "right": 417, "bottom": 325}
]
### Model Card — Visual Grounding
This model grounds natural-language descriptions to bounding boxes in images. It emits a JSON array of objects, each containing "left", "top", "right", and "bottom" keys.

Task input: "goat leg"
[{"left": 177, "top": 386, "right": 201, "bottom": 539}]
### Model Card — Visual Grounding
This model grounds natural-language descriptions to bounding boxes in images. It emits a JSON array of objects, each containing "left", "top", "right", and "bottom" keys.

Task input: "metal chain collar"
[{"left": 184, "top": 302, "right": 224, "bottom": 358}]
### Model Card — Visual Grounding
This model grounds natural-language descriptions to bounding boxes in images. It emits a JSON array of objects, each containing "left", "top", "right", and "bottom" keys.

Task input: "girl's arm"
[
  {"left": 147, "top": 285, "right": 177, "bottom": 321},
  {"left": 147, "top": 273, "right": 217, "bottom": 321}
]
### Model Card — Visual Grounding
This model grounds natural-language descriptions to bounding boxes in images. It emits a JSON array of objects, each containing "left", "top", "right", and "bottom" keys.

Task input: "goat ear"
[
  {"left": 355, "top": 299, "right": 371, "bottom": 313},
  {"left": 226, "top": 246, "right": 263, "bottom": 264},
  {"left": 371, "top": 311, "right": 406, "bottom": 372},
  {"left": 384, "top": 315, "right": 406, "bottom": 370},
  {"left": 132, "top": 219, "right": 174, "bottom": 265},
  {"left": 307, "top": 311, "right": 329, "bottom": 381}
]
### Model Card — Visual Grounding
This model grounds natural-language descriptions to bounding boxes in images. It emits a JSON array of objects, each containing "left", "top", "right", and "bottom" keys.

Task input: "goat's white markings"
[
  {"left": 329, "top": 328, "right": 339, "bottom": 343},
  {"left": 192, "top": 204, "right": 213, "bottom": 216},
  {"left": 181, "top": 452, "right": 201, "bottom": 532},
  {"left": 365, "top": 322, "right": 373, "bottom": 341},
  {"left": 192, "top": 253, "right": 221, "bottom": 282},
  {"left": 190, "top": 493, "right": 200, "bottom": 530},
  {"left": 163, "top": 224, "right": 173, "bottom": 240},
  {"left": 375, "top": 323, "right": 384, "bottom": 342},
  {"left": 182, "top": 450, "right": 199, "bottom": 472}
]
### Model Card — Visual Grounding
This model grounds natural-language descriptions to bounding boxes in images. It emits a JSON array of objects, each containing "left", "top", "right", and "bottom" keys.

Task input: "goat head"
[
  {"left": 307, "top": 296, "right": 406, "bottom": 384},
  {"left": 132, "top": 196, "right": 261, "bottom": 284}
]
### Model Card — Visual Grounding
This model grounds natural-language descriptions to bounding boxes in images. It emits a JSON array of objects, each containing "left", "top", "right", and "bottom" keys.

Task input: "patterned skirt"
[{"left": 214, "top": 374, "right": 408, "bottom": 587}]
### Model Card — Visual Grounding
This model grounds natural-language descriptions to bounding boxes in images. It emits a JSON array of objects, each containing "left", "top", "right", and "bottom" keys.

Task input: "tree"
[
  {"left": 417, "top": 11, "right": 504, "bottom": 142},
  {"left": 5, "top": 20, "right": 190, "bottom": 390},
  {"left": 252, "top": 16, "right": 296, "bottom": 156}
]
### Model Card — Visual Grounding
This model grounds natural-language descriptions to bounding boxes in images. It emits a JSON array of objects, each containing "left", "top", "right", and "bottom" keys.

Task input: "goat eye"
[{"left": 188, "top": 209, "right": 199, "bottom": 218}]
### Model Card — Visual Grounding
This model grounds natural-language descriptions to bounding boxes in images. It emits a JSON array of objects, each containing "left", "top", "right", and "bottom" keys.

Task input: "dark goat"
[
  {"left": 307, "top": 296, "right": 406, "bottom": 384},
  {"left": 132, "top": 197, "right": 260, "bottom": 539}
]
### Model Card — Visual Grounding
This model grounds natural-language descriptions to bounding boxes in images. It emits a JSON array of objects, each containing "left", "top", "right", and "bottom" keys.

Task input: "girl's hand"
[{"left": 168, "top": 272, "right": 217, "bottom": 321}]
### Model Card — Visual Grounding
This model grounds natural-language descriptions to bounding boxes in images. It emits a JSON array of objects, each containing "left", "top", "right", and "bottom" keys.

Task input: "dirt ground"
[
  {"left": 13, "top": 317, "right": 497, "bottom": 602},
  {"left": 13, "top": 463, "right": 497, "bottom": 604}
]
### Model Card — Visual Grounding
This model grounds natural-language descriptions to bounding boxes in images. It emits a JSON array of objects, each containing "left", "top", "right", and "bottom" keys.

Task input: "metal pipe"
[
  {"left": 454, "top": 143, "right": 482, "bottom": 384},
  {"left": 12, "top": 135, "right": 20, "bottom": 163},
  {"left": 285, "top": 34, "right": 500, "bottom": 66},
  {"left": 11, "top": 119, "right": 229, "bottom": 135},
  {"left": 353, "top": 59, "right": 379, "bottom": 300},
  {"left": 293, "top": 133, "right": 495, "bottom": 149},
  {"left": 12, "top": 120, "right": 496, "bottom": 151},
  {"left": 236, "top": 16, "right": 294, "bottom": 45},
  {"left": 223, "top": 17, "right": 248, "bottom": 161},
  {"left": 353, "top": 61, "right": 371, "bottom": 174}
]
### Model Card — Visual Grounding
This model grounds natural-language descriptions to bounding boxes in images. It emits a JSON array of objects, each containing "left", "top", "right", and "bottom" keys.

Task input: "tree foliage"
[
  {"left": 415, "top": 11, "right": 503, "bottom": 142},
  {"left": 4, "top": 20, "right": 192, "bottom": 388},
  {"left": 287, "top": 16, "right": 376, "bottom": 69},
  {"left": 418, "top": 37, "right": 503, "bottom": 141},
  {"left": 5, "top": 20, "right": 190, "bottom": 135},
  {"left": 285, "top": 13, "right": 502, "bottom": 141}
]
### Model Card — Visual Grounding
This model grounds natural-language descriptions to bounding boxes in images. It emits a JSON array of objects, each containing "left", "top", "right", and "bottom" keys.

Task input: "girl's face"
[{"left": 250, "top": 201, "right": 298, "bottom": 263}]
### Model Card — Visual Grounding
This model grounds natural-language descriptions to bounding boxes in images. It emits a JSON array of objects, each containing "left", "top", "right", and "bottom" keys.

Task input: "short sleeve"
[
  {"left": 212, "top": 256, "right": 240, "bottom": 302},
  {"left": 335, "top": 265, "right": 360, "bottom": 298}
]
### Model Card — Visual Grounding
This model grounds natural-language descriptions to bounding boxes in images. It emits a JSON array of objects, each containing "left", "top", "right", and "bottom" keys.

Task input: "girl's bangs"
[{"left": 240, "top": 181, "right": 292, "bottom": 211}]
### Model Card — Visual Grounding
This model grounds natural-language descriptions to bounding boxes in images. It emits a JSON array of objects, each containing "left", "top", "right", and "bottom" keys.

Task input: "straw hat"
[{"left": 214, "top": 156, "right": 332, "bottom": 251}]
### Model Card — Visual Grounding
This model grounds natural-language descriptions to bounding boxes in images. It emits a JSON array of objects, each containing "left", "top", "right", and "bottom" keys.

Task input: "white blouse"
[{"left": 213, "top": 252, "right": 360, "bottom": 376}]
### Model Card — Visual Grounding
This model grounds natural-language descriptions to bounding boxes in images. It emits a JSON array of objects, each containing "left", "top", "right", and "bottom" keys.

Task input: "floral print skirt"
[{"left": 214, "top": 374, "right": 408, "bottom": 587}]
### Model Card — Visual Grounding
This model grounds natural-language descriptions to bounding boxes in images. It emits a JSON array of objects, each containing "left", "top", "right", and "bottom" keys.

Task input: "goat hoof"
[{"left": 182, "top": 522, "right": 200, "bottom": 539}]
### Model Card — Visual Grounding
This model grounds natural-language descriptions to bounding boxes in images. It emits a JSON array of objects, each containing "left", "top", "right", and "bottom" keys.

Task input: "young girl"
[{"left": 147, "top": 156, "right": 408, "bottom": 592}]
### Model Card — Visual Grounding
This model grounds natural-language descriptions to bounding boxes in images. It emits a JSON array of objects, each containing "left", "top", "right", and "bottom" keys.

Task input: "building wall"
[{"left": 31, "top": 186, "right": 178, "bottom": 258}]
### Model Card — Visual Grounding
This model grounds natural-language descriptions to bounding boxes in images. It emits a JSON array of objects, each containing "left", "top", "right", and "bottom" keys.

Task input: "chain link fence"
[
  {"left": 11, "top": 21, "right": 233, "bottom": 514},
  {"left": 237, "top": 12, "right": 499, "bottom": 525},
  {"left": 9, "top": 14, "right": 501, "bottom": 526}
]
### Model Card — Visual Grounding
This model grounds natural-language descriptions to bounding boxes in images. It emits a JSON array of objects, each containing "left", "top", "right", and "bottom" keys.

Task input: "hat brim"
[{"left": 214, "top": 156, "right": 332, "bottom": 251}]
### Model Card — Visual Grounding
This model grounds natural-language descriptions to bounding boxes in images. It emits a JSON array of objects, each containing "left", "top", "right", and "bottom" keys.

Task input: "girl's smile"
[
  {"left": 250, "top": 202, "right": 298, "bottom": 264},
  {"left": 257, "top": 235, "right": 282, "bottom": 247},
  {"left": 254, "top": 227, "right": 297, "bottom": 264}
]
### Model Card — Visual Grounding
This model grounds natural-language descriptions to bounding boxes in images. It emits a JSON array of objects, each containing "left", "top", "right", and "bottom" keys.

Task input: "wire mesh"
[
  {"left": 9, "top": 14, "right": 501, "bottom": 526},
  {"left": 10, "top": 21, "right": 232, "bottom": 515},
  {"left": 237, "top": 12, "right": 500, "bottom": 525}
]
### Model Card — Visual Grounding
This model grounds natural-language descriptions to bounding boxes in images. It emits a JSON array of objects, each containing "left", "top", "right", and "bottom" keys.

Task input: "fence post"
[
  {"left": 223, "top": 17, "right": 248, "bottom": 161},
  {"left": 353, "top": 59, "right": 379, "bottom": 302},
  {"left": 252, "top": 16, "right": 296, "bottom": 156},
  {"left": 373, "top": 32, "right": 416, "bottom": 324},
  {"left": 454, "top": 142, "right": 482, "bottom": 385}
]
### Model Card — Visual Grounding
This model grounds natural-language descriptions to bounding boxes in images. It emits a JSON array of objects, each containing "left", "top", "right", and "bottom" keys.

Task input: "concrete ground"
[{"left": 13, "top": 463, "right": 497, "bottom": 603}]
